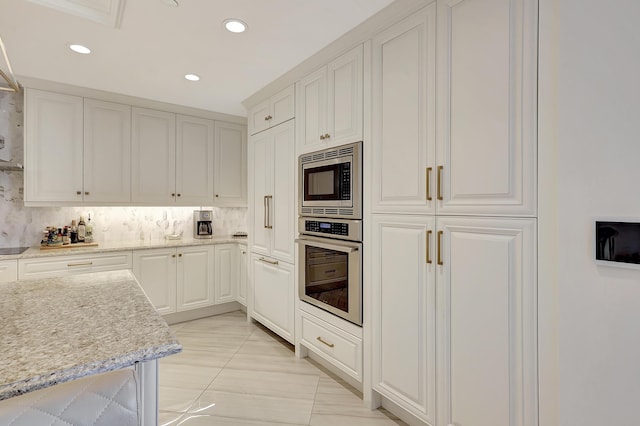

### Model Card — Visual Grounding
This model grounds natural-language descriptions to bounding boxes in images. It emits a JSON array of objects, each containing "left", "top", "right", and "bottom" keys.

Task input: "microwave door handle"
[{"left": 295, "top": 238, "right": 359, "bottom": 253}]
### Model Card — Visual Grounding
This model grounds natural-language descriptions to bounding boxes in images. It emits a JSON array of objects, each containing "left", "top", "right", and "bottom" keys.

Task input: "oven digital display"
[{"left": 320, "top": 223, "right": 331, "bottom": 229}]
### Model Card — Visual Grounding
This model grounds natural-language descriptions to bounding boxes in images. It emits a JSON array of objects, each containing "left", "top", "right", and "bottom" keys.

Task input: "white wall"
[{"left": 544, "top": 0, "right": 640, "bottom": 424}]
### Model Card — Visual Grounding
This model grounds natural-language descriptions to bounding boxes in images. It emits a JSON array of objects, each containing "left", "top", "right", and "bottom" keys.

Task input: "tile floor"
[{"left": 159, "top": 311, "right": 406, "bottom": 426}]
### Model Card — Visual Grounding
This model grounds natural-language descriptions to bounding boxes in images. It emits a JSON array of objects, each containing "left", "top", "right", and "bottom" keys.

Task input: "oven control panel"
[{"left": 299, "top": 217, "right": 362, "bottom": 242}]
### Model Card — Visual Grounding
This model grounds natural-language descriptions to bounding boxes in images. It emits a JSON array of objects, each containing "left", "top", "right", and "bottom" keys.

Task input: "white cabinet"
[
  {"left": 370, "top": 215, "right": 537, "bottom": 426},
  {"left": 19, "top": 251, "right": 132, "bottom": 280},
  {"left": 296, "top": 44, "right": 363, "bottom": 153},
  {"left": 435, "top": 0, "right": 537, "bottom": 216},
  {"left": 371, "top": 0, "right": 537, "bottom": 217},
  {"left": 237, "top": 245, "right": 247, "bottom": 306},
  {"left": 132, "top": 109, "right": 215, "bottom": 205},
  {"left": 0, "top": 260, "right": 18, "bottom": 283},
  {"left": 435, "top": 216, "right": 537, "bottom": 426},
  {"left": 131, "top": 107, "right": 176, "bottom": 205},
  {"left": 214, "top": 121, "right": 247, "bottom": 206},
  {"left": 133, "top": 245, "right": 214, "bottom": 315},
  {"left": 251, "top": 254, "right": 295, "bottom": 343},
  {"left": 83, "top": 99, "right": 132, "bottom": 204},
  {"left": 176, "top": 114, "right": 215, "bottom": 206},
  {"left": 249, "top": 119, "right": 296, "bottom": 263},
  {"left": 370, "top": 214, "right": 436, "bottom": 424},
  {"left": 248, "top": 85, "right": 295, "bottom": 135},
  {"left": 214, "top": 244, "right": 237, "bottom": 304},
  {"left": 133, "top": 248, "right": 177, "bottom": 315},
  {"left": 371, "top": 6, "right": 436, "bottom": 215},
  {"left": 24, "top": 89, "right": 83, "bottom": 204}
]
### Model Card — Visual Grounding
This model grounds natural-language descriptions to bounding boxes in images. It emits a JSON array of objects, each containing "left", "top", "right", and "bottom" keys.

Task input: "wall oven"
[
  {"left": 297, "top": 217, "right": 362, "bottom": 326},
  {"left": 299, "top": 141, "right": 362, "bottom": 219}
]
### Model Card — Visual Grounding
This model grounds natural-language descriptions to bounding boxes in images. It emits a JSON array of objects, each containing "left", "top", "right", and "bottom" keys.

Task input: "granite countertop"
[
  {"left": 0, "top": 235, "right": 248, "bottom": 260},
  {"left": 0, "top": 270, "right": 182, "bottom": 400}
]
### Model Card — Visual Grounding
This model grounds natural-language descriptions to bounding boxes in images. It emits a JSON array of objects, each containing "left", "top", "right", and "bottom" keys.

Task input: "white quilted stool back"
[{"left": 0, "top": 368, "right": 139, "bottom": 426}]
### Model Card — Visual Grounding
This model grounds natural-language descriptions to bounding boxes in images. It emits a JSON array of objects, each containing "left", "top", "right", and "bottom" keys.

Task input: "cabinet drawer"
[
  {"left": 0, "top": 260, "right": 18, "bottom": 283},
  {"left": 19, "top": 252, "right": 132, "bottom": 280},
  {"left": 300, "top": 311, "right": 362, "bottom": 382}
]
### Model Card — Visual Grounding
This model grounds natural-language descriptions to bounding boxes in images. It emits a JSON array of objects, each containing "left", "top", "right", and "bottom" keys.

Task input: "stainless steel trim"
[
  {"left": 296, "top": 236, "right": 359, "bottom": 252},
  {"left": 298, "top": 217, "right": 362, "bottom": 242},
  {"left": 258, "top": 257, "right": 279, "bottom": 265}
]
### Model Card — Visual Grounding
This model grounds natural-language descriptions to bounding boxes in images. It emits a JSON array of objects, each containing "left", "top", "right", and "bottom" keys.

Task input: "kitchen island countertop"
[{"left": 0, "top": 269, "right": 181, "bottom": 400}]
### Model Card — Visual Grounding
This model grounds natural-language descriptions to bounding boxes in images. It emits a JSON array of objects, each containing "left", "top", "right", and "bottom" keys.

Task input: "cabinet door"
[
  {"left": 251, "top": 255, "right": 294, "bottom": 343},
  {"left": 237, "top": 245, "right": 247, "bottom": 306},
  {"left": 133, "top": 248, "right": 177, "bottom": 315},
  {"left": 327, "top": 44, "right": 363, "bottom": 146},
  {"left": 176, "top": 114, "right": 214, "bottom": 205},
  {"left": 270, "top": 85, "right": 295, "bottom": 127},
  {"left": 214, "top": 121, "right": 247, "bottom": 206},
  {"left": 436, "top": 0, "right": 537, "bottom": 216},
  {"left": 371, "top": 5, "right": 436, "bottom": 215},
  {"left": 0, "top": 260, "right": 17, "bottom": 283},
  {"left": 131, "top": 107, "right": 176, "bottom": 204},
  {"left": 249, "top": 131, "right": 272, "bottom": 255},
  {"left": 270, "top": 120, "right": 296, "bottom": 263},
  {"left": 296, "top": 67, "right": 326, "bottom": 153},
  {"left": 24, "top": 89, "right": 83, "bottom": 203},
  {"left": 371, "top": 214, "right": 436, "bottom": 424},
  {"left": 83, "top": 99, "right": 131, "bottom": 204},
  {"left": 249, "top": 99, "right": 270, "bottom": 135},
  {"left": 436, "top": 216, "right": 537, "bottom": 426},
  {"left": 177, "top": 245, "right": 214, "bottom": 311},
  {"left": 214, "top": 244, "right": 237, "bottom": 304}
]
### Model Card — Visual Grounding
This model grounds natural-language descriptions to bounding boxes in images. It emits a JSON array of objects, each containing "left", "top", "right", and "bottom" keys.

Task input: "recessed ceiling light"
[
  {"left": 184, "top": 74, "right": 200, "bottom": 81},
  {"left": 68, "top": 43, "right": 91, "bottom": 55},
  {"left": 223, "top": 19, "right": 247, "bottom": 33}
]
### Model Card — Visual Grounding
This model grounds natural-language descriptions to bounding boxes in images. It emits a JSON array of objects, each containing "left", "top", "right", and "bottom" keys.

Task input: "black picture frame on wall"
[{"left": 596, "top": 220, "right": 640, "bottom": 267}]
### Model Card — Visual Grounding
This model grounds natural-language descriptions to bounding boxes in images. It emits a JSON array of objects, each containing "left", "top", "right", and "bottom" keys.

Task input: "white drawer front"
[
  {"left": 0, "top": 260, "right": 18, "bottom": 283},
  {"left": 19, "top": 252, "right": 133, "bottom": 280},
  {"left": 300, "top": 312, "right": 362, "bottom": 382}
]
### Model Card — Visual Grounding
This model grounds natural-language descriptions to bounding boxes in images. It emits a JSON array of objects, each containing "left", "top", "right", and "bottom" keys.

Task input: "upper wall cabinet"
[
  {"left": 24, "top": 90, "right": 131, "bottom": 205},
  {"left": 435, "top": 0, "right": 538, "bottom": 216},
  {"left": 132, "top": 109, "right": 215, "bottom": 206},
  {"left": 248, "top": 85, "right": 295, "bottom": 135},
  {"left": 296, "top": 44, "right": 363, "bottom": 154},
  {"left": 214, "top": 121, "right": 247, "bottom": 207}
]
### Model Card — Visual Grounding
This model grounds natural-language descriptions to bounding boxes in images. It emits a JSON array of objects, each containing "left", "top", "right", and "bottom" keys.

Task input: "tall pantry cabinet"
[
  {"left": 367, "top": 1, "right": 538, "bottom": 426},
  {"left": 248, "top": 87, "right": 296, "bottom": 343}
]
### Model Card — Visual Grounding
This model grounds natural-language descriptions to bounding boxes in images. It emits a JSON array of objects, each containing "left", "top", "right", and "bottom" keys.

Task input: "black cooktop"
[{"left": 0, "top": 246, "right": 29, "bottom": 255}]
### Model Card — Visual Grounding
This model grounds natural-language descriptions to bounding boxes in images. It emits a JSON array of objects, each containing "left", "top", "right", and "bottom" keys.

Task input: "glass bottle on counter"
[
  {"left": 77, "top": 216, "right": 86, "bottom": 243},
  {"left": 85, "top": 214, "right": 93, "bottom": 243},
  {"left": 70, "top": 220, "right": 78, "bottom": 244}
]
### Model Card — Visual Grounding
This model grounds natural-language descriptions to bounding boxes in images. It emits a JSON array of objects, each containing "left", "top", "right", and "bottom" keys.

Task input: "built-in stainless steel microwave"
[{"left": 298, "top": 141, "right": 362, "bottom": 219}]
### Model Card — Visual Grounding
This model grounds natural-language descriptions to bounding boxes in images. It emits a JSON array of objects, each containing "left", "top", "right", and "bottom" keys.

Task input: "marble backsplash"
[{"left": 0, "top": 91, "right": 247, "bottom": 248}]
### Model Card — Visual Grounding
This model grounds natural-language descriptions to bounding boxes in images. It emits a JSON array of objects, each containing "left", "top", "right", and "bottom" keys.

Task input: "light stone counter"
[
  {"left": 0, "top": 235, "right": 248, "bottom": 260},
  {"left": 0, "top": 270, "right": 181, "bottom": 400}
]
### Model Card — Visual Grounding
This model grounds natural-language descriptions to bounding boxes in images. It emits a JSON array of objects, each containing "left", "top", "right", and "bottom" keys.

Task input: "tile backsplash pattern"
[{"left": 0, "top": 91, "right": 247, "bottom": 248}]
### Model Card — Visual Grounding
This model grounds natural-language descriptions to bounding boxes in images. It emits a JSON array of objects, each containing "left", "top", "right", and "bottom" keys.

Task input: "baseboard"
[{"left": 163, "top": 302, "right": 242, "bottom": 325}]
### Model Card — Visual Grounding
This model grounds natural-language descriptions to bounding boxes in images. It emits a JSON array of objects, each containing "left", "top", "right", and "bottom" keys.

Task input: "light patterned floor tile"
[
  {"left": 159, "top": 363, "right": 221, "bottom": 390},
  {"left": 172, "top": 413, "right": 305, "bottom": 425},
  {"left": 161, "top": 347, "right": 236, "bottom": 369},
  {"left": 159, "top": 386, "right": 203, "bottom": 413},
  {"left": 308, "top": 413, "right": 405, "bottom": 426},
  {"left": 236, "top": 337, "right": 296, "bottom": 357},
  {"left": 158, "top": 410, "right": 185, "bottom": 426},
  {"left": 224, "top": 352, "right": 325, "bottom": 376},
  {"left": 208, "top": 368, "right": 319, "bottom": 401},
  {"left": 187, "top": 390, "right": 314, "bottom": 425}
]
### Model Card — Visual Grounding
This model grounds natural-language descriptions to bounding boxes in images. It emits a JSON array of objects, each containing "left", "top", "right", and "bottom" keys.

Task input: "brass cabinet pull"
[
  {"left": 67, "top": 261, "right": 93, "bottom": 267},
  {"left": 317, "top": 336, "right": 335, "bottom": 348},
  {"left": 178, "top": 253, "right": 182, "bottom": 257},
  {"left": 84, "top": 191, "right": 90, "bottom": 196},
  {"left": 264, "top": 115, "right": 269, "bottom": 121},
  {"left": 258, "top": 257, "right": 278, "bottom": 265},
  {"left": 172, "top": 254, "right": 176, "bottom": 258},
  {"left": 324, "top": 133, "right": 331, "bottom": 139},
  {"left": 266, "top": 195, "right": 273, "bottom": 229},
  {"left": 426, "top": 230, "right": 432, "bottom": 264},
  {"left": 177, "top": 193, "right": 181, "bottom": 197},
  {"left": 215, "top": 194, "right": 219, "bottom": 197},
  {"left": 263, "top": 196, "right": 268, "bottom": 228},
  {"left": 171, "top": 193, "right": 175, "bottom": 197},
  {"left": 437, "top": 166, "right": 443, "bottom": 200},
  {"left": 426, "top": 167, "right": 432, "bottom": 201},
  {"left": 320, "top": 135, "right": 325, "bottom": 140},
  {"left": 76, "top": 191, "right": 82, "bottom": 195},
  {"left": 437, "top": 230, "right": 443, "bottom": 266}
]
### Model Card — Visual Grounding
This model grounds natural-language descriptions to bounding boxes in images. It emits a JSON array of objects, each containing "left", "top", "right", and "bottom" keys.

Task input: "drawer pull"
[
  {"left": 258, "top": 257, "right": 278, "bottom": 265},
  {"left": 317, "top": 336, "right": 334, "bottom": 348},
  {"left": 67, "top": 261, "right": 93, "bottom": 267}
]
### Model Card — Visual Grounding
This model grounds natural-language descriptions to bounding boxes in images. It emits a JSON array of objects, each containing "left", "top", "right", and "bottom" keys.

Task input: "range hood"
[{"left": 0, "top": 35, "right": 20, "bottom": 92}]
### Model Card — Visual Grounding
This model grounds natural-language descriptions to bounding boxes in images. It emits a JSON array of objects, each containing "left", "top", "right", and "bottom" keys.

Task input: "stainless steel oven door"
[{"left": 297, "top": 236, "right": 362, "bottom": 325}]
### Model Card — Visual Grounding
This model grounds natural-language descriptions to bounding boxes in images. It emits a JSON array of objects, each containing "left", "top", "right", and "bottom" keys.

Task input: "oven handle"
[{"left": 295, "top": 237, "right": 360, "bottom": 253}]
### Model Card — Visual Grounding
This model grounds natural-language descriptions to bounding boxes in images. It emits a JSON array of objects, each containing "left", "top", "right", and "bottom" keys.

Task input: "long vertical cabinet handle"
[
  {"left": 266, "top": 195, "right": 273, "bottom": 229},
  {"left": 437, "top": 166, "right": 444, "bottom": 201},
  {"left": 426, "top": 167, "right": 432, "bottom": 201},
  {"left": 437, "top": 230, "right": 444, "bottom": 266},
  {"left": 426, "top": 230, "right": 432, "bottom": 264},
  {"left": 263, "top": 196, "right": 268, "bottom": 228}
]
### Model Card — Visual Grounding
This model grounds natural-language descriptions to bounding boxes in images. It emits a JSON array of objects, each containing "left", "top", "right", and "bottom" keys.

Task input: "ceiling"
[{"left": 0, "top": 0, "right": 394, "bottom": 117}]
